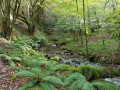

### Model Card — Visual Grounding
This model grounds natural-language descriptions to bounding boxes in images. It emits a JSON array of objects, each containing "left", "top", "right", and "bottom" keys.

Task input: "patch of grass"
[
  {"left": 62, "top": 39, "right": 119, "bottom": 64},
  {"left": 56, "top": 38, "right": 73, "bottom": 46},
  {"left": 62, "top": 41, "right": 80, "bottom": 52}
]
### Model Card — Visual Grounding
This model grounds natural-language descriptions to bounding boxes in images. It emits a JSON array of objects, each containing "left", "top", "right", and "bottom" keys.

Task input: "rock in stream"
[{"left": 105, "top": 77, "right": 120, "bottom": 87}]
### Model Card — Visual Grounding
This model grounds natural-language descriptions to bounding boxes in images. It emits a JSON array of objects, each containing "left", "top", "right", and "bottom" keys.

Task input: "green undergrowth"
[
  {"left": 0, "top": 37, "right": 120, "bottom": 90},
  {"left": 58, "top": 65, "right": 120, "bottom": 80},
  {"left": 56, "top": 37, "right": 73, "bottom": 46},
  {"left": 62, "top": 39, "right": 119, "bottom": 64}
]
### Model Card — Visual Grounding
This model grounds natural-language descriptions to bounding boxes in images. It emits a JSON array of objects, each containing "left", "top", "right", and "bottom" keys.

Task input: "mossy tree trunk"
[
  {"left": 0, "top": 0, "right": 21, "bottom": 39},
  {"left": 18, "top": 0, "right": 45, "bottom": 34}
]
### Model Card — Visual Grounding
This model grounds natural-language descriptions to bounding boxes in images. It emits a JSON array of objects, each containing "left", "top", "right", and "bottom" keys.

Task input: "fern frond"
[
  {"left": 91, "top": 80, "right": 120, "bottom": 90},
  {"left": 9, "top": 60, "right": 15, "bottom": 68},
  {"left": 31, "top": 68, "right": 41, "bottom": 76},
  {"left": 12, "top": 57, "right": 21, "bottom": 61},
  {"left": 64, "top": 73, "right": 86, "bottom": 86},
  {"left": 5, "top": 55, "right": 12, "bottom": 60},
  {"left": 18, "top": 80, "right": 37, "bottom": 90},
  {"left": 70, "top": 79, "right": 87, "bottom": 90},
  {"left": 16, "top": 71, "right": 37, "bottom": 77},
  {"left": 43, "top": 76, "right": 63, "bottom": 85},
  {"left": 40, "top": 81, "right": 57, "bottom": 90},
  {"left": 0, "top": 54, "right": 6, "bottom": 57},
  {"left": 50, "top": 64, "right": 64, "bottom": 71},
  {"left": 80, "top": 82, "right": 95, "bottom": 90},
  {"left": 40, "top": 61, "right": 54, "bottom": 69}
]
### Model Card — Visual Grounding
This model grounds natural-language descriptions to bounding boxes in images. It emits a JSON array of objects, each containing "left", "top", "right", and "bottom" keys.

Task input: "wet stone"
[{"left": 105, "top": 77, "right": 120, "bottom": 87}]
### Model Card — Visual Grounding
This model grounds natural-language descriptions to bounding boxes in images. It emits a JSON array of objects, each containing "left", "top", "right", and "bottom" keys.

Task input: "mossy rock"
[
  {"left": 117, "top": 66, "right": 120, "bottom": 76},
  {"left": 50, "top": 56, "right": 60, "bottom": 62},
  {"left": 77, "top": 65, "right": 103, "bottom": 81},
  {"left": 58, "top": 65, "right": 73, "bottom": 71},
  {"left": 58, "top": 65, "right": 78, "bottom": 72},
  {"left": 102, "top": 67, "right": 119, "bottom": 78}
]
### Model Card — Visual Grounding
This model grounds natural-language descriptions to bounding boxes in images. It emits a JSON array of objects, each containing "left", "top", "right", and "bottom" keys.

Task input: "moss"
[
  {"left": 77, "top": 65, "right": 103, "bottom": 81},
  {"left": 50, "top": 56, "right": 60, "bottom": 62},
  {"left": 117, "top": 66, "right": 120, "bottom": 76},
  {"left": 10, "top": 75, "right": 17, "bottom": 80},
  {"left": 58, "top": 65, "right": 73, "bottom": 71},
  {"left": 102, "top": 67, "right": 119, "bottom": 78}
]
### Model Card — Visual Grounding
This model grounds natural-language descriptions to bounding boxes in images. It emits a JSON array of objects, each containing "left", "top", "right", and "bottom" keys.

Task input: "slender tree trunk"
[
  {"left": 104, "top": 0, "right": 109, "bottom": 11},
  {"left": 118, "top": 32, "right": 120, "bottom": 61},
  {"left": 83, "top": 0, "right": 88, "bottom": 58},
  {"left": 76, "top": 0, "right": 83, "bottom": 45},
  {"left": 94, "top": 7, "right": 99, "bottom": 30},
  {"left": 7, "top": 0, "right": 11, "bottom": 39},
  {"left": 87, "top": 5, "right": 91, "bottom": 33},
  {"left": 112, "top": 0, "right": 116, "bottom": 11}
]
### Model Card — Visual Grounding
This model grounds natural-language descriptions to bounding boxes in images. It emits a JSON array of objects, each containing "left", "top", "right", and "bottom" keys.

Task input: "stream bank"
[{"left": 43, "top": 45, "right": 120, "bottom": 87}]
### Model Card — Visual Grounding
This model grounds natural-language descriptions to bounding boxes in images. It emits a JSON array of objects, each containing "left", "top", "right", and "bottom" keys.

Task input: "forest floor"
[
  {"left": 0, "top": 57, "right": 28, "bottom": 90},
  {"left": 0, "top": 25, "right": 119, "bottom": 89}
]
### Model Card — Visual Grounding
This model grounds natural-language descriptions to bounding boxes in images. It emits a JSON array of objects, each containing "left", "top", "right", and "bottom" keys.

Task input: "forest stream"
[{"left": 43, "top": 44, "right": 120, "bottom": 87}]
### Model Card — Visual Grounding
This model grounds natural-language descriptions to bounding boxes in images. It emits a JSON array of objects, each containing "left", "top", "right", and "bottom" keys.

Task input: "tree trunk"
[
  {"left": 76, "top": 0, "right": 83, "bottom": 45},
  {"left": 83, "top": 0, "right": 88, "bottom": 58}
]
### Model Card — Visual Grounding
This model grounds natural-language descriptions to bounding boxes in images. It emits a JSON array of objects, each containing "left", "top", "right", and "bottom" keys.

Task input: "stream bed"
[{"left": 43, "top": 45, "right": 120, "bottom": 87}]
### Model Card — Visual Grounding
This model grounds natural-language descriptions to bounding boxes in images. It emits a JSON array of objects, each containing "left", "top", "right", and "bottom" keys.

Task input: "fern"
[
  {"left": 64, "top": 73, "right": 120, "bottom": 90},
  {"left": 64, "top": 73, "right": 86, "bottom": 86},
  {"left": 16, "top": 67, "right": 64, "bottom": 89},
  {"left": 43, "top": 76, "right": 63, "bottom": 85},
  {"left": 18, "top": 80, "right": 37, "bottom": 90},
  {"left": 12, "top": 57, "right": 21, "bottom": 61},
  {"left": 49, "top": 64, "right": 64, "bottom": 71},
  {"left": 70, "top": 79, "right": 87, "bottom": 90},
  {"left": 16, "top": 70, "right": 37, "bottom": 77},
  {"left": 31, "top": 68, "right": 41, "bottom": 77},
  {"left": 40, "top": 81, "right": 57, "bottom": 90},
  {"left": 9, "top": 60, "right": 15, "bottom": 68},
  {"left": 80, "top": 82, "right": 95, "bottom": 90},
  {"left": 91, "top": 80, "right": 120, "bottom": 90},
  {"left": 0, "top": 54, "right": 21, "bottom": 67}
]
